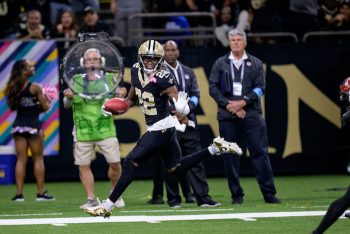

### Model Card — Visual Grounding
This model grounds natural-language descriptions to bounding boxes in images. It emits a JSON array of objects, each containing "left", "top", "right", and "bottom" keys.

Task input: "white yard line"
[
  {"left": 0, "top": 213, "right": 63, "bottom": 217},
  {"left": 292, "top": 206, "right": 329, "bottom": 209},
  {"left": 1, "top": 210, "right": 349, "bottom": 226},
  {"left": 120, "top": 208, "right": 235, "bottom": 213}
]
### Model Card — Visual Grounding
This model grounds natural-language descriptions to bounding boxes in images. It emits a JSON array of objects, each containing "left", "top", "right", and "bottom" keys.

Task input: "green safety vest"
[{"left": 72, "top": 73, "right": 116, "bottom": 141}]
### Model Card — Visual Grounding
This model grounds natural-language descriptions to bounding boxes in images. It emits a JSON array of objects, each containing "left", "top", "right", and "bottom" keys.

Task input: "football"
[{"left": 103, "top": 98, "right": 129, "bottom": 115}]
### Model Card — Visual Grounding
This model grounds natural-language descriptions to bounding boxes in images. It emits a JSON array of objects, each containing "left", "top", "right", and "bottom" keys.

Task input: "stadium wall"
[{"left": 26, "top": 42, "right": 350, "bottom": 181}]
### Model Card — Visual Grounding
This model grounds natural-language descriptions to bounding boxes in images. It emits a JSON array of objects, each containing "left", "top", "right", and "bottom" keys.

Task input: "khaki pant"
[{"left": 74, "top": 137, "right": 121, "bottom": 165}]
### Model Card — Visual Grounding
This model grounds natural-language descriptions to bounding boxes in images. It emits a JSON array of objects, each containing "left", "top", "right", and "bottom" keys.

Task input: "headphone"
[{"left": 80, "top": 48, "right": 105, "bottom": 67}]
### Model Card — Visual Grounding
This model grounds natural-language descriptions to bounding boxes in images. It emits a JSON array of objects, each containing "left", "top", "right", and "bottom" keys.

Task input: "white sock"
[
  {"left": 102, "top": 199, "right": 115, "bottom": 211},
  {"left": 208, "top": 145, "right": 220, "bottom": 155}
]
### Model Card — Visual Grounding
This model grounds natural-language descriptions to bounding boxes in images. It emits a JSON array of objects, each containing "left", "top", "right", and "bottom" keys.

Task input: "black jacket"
[{"left": 209, "top": 52, "right": 265, "bottom": 120}]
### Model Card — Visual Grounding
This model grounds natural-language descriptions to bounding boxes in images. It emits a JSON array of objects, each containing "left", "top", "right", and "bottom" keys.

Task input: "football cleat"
[
  {"left": 115, "top": 197, "right": 125, "bottom": 208},
  {"left": 84, "top": 205, "right": 112, "bottom": 218},
  {"left": 84, "top": 198, "right": 112, "bottom": 218},
  {"left": 213, "top": 137, "right": 242, "bottom": 156}
]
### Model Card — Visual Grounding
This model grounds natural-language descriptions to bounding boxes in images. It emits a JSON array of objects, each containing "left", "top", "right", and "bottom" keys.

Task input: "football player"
[
  {"left": 84, "top": 40, "right": 243, "bottom": 217},
  {"left": 311, "top": 77, "right": 350, "bottom": 233}
]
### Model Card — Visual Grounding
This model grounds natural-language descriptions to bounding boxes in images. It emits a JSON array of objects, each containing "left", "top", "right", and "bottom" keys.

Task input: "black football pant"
[
  {"left": 109, "top": 127, "right": 211, "bottom": 202},
  {"left": 165, "top": 128, "right": 215, "bottom": 205},
  {"left": 313, "top": 186, "right": 350, "bottom": 234},
  {"left": 149, "top": 154, "right": 192, "bottom": 202}
]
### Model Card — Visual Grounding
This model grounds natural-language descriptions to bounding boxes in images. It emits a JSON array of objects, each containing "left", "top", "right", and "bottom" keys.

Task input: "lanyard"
[
  {"left": 177, "top": 64, "right": 185, "bottom": 91},
  {"left": 165, "top": 63, "right": 185, "bottom": 91},
  {"left": 230, "top": 60, "right": 245, "bottom": 83}
]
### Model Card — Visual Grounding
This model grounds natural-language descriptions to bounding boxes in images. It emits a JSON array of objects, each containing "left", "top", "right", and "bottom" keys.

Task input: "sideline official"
[{"left": 209, "top": 29, "right": 280, "bottom": 204}]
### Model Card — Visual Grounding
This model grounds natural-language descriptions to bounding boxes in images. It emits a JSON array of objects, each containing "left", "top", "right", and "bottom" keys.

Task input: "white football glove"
[
  {"left": 171, "top": 116, "right": 186, "bottom": 132},
  {"left": 172, "top": 91, "right": 190, "bottom": 116},
  {"left": 101, "top": 99, "right": 112, "bottom": 117}
]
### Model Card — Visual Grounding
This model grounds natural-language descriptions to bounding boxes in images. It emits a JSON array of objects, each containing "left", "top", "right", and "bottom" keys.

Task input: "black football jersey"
[{"left": 131, "top": 63, "right": 175, "bottom": 126}]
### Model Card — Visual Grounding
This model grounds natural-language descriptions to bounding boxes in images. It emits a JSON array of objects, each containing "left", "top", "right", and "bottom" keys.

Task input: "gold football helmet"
[{"left": 138, "top": 40, "right": 164, "bottom": 75}]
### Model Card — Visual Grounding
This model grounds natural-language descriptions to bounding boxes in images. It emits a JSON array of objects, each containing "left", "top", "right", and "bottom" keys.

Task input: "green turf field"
[{"left": 0, "top": 175, "right": 349, "bottom": 234}]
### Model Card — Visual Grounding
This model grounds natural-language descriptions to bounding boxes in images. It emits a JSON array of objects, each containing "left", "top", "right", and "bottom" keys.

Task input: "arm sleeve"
[{"left": 243, "top": 59, "right": 266, "bottom": 104}]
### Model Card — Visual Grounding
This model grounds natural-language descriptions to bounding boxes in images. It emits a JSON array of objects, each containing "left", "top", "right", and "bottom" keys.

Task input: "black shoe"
[
  {"left": 232, "top": 196, "right": 244, "bottom": 204},
  {"left": 169, "top": 203, "right": 182, "bottom": 208},
  {"left": 185, "top": 193, "right": 196, "bottom": 203},
  {"left": 147, "top": 196, "right": 164, "bottom": 205},
  {"left": 199, "top": 200, "right": 221, "bottom": 207},
  {"left": 36, "top": 190, "right": 55, "bottom": 201},
  {"left": 168, "top": 199, "right": 182, "bottom": 208},
  {"left": 264, "top": 195, "right": 281, "bottom": 204},
  {"left": 12, "top": 194, "right": 24, "bottom": 202},
  {"left": 345, "top": 212, "right": 350, "bottom": 218}
]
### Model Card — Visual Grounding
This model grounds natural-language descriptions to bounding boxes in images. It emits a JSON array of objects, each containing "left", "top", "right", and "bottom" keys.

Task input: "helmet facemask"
[{"left": 139, "top": 55, "right": 164, "bottom": 75}]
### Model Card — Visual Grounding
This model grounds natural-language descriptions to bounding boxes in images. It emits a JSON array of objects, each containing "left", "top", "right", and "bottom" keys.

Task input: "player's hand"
[
  {"left": 180, "top": 116, "right": 189, "bottom": 125},
  {"left": 101, "top": 99, "right": 113, "bottom": 116},
  {"left": 172, "top": 111, "right": 189, "bottom": 125},
  {"left": 173, "top": 91, "right": 190, "bottom": 115},
  {"left": 171, "top": 115, "right": 186, "bottom": 132}
]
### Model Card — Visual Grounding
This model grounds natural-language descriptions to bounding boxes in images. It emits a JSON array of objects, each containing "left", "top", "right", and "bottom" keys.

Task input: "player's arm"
[
  {"left": 116, "top": 86, "right": 127, "bottom": 98},
  {"left": 124, "top": 86, "right": 137, "bottom": 108},
  {"left": 162, "top": 85, "right": 178, "bottom": 98}
]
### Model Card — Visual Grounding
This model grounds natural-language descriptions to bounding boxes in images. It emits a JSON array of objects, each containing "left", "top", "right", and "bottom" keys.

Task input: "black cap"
[{"left": 83, "top": 6, "right": 97, "bottom": 16}]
